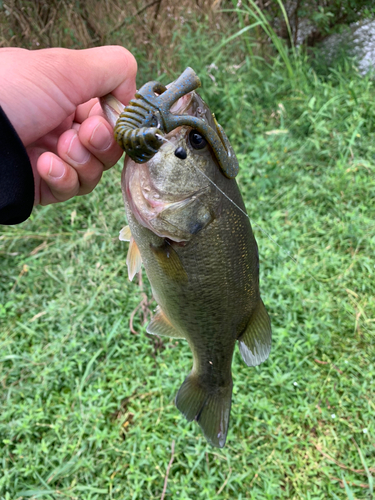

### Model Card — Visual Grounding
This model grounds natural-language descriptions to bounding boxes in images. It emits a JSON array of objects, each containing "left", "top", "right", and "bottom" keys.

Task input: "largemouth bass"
[{"left": 101, "top": 68, "right": 272, "bottom": 448}]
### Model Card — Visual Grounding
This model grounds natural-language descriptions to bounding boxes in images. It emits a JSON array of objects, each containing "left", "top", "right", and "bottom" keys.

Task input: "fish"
[{"left": 101, "top": 69, "right": 272, "bottom": 448}]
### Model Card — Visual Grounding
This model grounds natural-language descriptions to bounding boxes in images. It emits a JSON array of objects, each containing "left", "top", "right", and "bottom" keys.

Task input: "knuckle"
[
  {"left": 50, "top": 169, "right": 80, "bottom": 201},
  {"left": 79, "top": 171, "right": 102, "bottom": 195},
  {"left": 57, "top": 180, "right": 80, "bottom": 200}
]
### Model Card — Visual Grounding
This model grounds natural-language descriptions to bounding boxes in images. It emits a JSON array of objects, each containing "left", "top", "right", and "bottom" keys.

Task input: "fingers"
[
  {"left": 1, "top": 46, "right": 137, "bottom": 146},
  {"left": 75, "top": 98, "right": 104, "bottom": 123},
  {"left": 36, "top": 152, "right": 80, "bottom": 205},
  {"left": 35, "top": 115, "right": 123, "bottom": 205},
  {"left": 77, "top": 115, "right": 123, "bottom": 169}
]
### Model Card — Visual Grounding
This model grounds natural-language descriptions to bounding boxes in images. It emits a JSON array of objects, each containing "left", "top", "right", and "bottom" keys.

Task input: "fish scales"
[{"left": 101, "top": 68, "right": 272, "bottom": 448}]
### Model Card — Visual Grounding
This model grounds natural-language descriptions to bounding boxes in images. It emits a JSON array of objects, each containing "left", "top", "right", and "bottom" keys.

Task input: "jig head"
[{"left": 114, "top": 67, "right": 239, "bottom": 179}]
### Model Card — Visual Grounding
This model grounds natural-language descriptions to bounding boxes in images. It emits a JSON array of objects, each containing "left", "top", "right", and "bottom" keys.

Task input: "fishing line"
[
  {"left": 156, "top": 134, "right": 175, "bottom": 146},
  {"left": 186, "top": 154, "right": 375, "bottom": 342},
  {"left": 184, "top": 155, "right": 374, "bottom": 337},
  {"left": 153, "top": 134, "right": 371, "bottom": 339},
  {"left": 148, "top": 134, "right": 369, "bottom": 335},
  {"left": 154, "top": 133, "right": 368, "bottom": 307},
  {"left": 190, "top": 161, "right": 324, "bottom": 276},
  {"left": 156, "top": 132, "right": 304, "bottom": 268}
]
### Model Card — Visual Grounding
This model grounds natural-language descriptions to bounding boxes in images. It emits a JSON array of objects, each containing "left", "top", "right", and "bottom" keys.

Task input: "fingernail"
[
  {"left": 48, "top": 157, "right": 65, "bottom": 179},
  {"left": 67, "top": 133, "right": 90, "bottom": 164},
  {"left": 90, "top": 123, "right": 112, "bottom": 151}
]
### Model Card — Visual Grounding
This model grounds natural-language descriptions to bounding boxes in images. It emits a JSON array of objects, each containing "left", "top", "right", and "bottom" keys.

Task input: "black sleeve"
[{"left": 0, "top": 106, "right": 34, "bottom": 225}]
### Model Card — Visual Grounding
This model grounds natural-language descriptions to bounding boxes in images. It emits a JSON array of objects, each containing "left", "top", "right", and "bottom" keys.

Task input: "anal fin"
[
  {"left": 146, "top": 307, "right": 185, "bottom": 338},
  {"left": 175, "top": 373, "right": 232, "bottom": 448},
  {"left": 238, "top": 299, "right": 272, "bottom": 367}
]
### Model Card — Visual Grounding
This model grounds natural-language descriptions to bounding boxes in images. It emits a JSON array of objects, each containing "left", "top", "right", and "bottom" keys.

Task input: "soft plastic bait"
[{"left": 113, "top": 67, "right": 239, "bottom": 179}]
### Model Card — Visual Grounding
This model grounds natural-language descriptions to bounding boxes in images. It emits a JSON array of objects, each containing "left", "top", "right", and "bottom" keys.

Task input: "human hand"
[{"left": 0, "top": 46, "right": 137, "bottom": 205}]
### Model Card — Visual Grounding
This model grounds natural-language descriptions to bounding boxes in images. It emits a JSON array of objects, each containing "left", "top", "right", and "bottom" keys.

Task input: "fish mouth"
[
  {"left": 122, "top": 90, "right": 214, "bottom": 242},
  {"left": 124, "top": 156, "right": 203, "bottom": 243}
]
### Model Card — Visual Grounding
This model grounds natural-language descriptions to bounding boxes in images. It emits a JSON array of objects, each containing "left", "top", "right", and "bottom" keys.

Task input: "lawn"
[{"left": 1, "top": 20, "right": 375, "bottom": 500}]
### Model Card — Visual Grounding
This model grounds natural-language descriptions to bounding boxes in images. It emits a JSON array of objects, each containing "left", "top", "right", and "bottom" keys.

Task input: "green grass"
[{"left": 1, "top": 21, "right": 375, "bottom": 500}]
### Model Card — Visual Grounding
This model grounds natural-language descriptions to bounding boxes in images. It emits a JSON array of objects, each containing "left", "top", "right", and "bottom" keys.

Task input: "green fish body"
[{"left": 119, "top": 90, "right": 271, "bottom": 448}]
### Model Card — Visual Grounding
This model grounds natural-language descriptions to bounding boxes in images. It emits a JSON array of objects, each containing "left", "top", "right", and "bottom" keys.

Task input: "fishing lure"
[{"left": 113, "top": 67, "right": 239, "bottom": 179}]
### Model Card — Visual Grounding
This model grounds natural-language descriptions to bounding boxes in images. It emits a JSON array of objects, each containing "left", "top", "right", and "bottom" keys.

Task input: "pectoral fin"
[
  {"left": 159, "top": 195, "right": 213, "bottom": 236},
  {"left": 149, "top": 191, "right": 214, "bottom": 242},
  {"left": 119, "top": 225, "right": 132, "bottom": 241},
  {"left": 146, "top": 306, "right": 185, "bottom": 338},
  {"left": 126, "top": 237, "right": 142, "bottom": 281},
  {"left": 238, "top": 299, "right": 272, "bottom": 367},
  {"left": 150, "top": 241, "right": 188, "bottom": 283}
]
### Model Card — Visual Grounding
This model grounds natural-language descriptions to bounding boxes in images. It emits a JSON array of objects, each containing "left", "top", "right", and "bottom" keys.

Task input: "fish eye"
[{"left": 189, "top": 130, "right": 207, "bottom": 150}]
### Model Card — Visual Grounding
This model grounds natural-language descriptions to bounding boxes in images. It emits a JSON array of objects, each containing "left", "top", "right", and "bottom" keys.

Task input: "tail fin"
[{"left": 175, "top": 373, "right": 232, "bottom": 448}]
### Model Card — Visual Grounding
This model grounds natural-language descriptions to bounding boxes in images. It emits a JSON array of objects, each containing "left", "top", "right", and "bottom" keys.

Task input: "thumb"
[
  {"left": 49, "top": 46, "right": 138, "bottom": 106},
  {"left": 0, "top": 46, "right": 137, "bottom": 146}
]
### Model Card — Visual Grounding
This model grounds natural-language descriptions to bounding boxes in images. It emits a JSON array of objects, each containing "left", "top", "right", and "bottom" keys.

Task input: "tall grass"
[{"left": 228, "top": 0, "right": 298, "bottom": 80}]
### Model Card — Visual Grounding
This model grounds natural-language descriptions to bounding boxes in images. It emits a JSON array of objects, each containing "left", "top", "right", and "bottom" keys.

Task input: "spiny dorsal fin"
[
  {"left": 147, "top": 307, "right": 185, "bottom": 338},
  {"left": 126, "top": 237, "right": 142, "bottom": 281},
  {"left": 238, "top": 299, "right": 272, "bottom": 367}
]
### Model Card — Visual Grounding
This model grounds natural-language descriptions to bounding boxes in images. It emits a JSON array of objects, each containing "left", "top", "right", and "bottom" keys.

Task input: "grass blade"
[
  {"left": 225, "top": 0, "right": 296, "bottom": 80},
  {"left": 356, "top": 442, "right": 374, "bottom": 495},
  {"left": 207, "top": 21, "right": 262, "bottom": 60},
  {"left": 342, "top": 476, "right": 355, "bottom": 500},
  {"left": 79, "top": 348, "right": 103, "bottom": 392}
]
